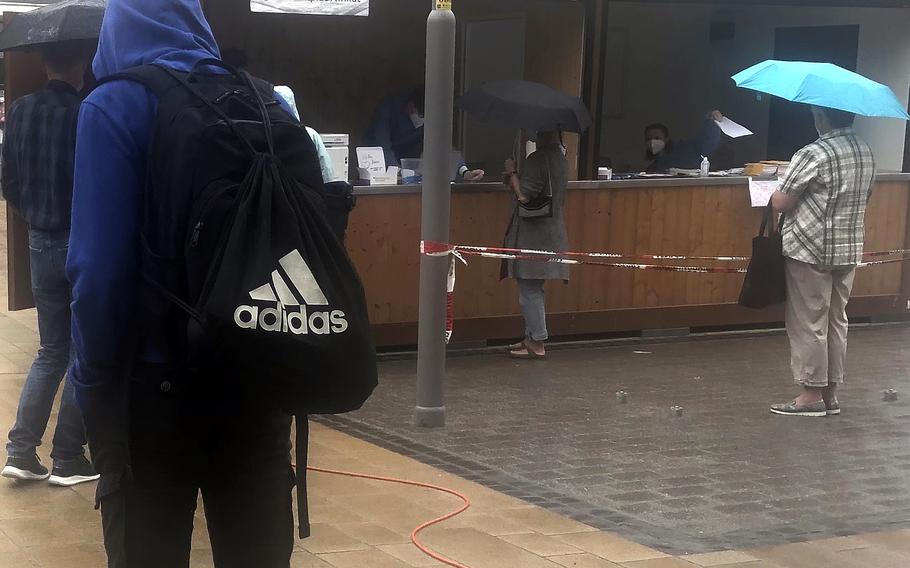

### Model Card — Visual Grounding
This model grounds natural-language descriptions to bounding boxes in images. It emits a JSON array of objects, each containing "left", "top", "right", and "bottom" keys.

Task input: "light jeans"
[
  {"left": 785, "top": 258, "right": 856, "bottom": 388},
  {"left": 517, "top": 279, "right": 548, "bottom": 342}
]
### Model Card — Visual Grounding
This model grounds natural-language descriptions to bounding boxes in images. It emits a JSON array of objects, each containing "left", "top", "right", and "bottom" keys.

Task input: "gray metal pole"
[{"left": 415, "top": 1, "right": 456, "bottom": 428}]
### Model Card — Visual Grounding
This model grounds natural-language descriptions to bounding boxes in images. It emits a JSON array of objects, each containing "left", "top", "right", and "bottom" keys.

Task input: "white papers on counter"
[
  {"left": 252, "top": 0, "right": 370, "bottom": 16},
  {"left": 356, "top": 146, "right": 398, "bottom": 185},
  {"left": 716, "top": 116, "right": 754, "bottom": 138},
  {"left": 356, "top": 147, "right": 386, "bottom": 176},
  {"left": 749, "top": 178, "right": 782, "bottom": 208}
]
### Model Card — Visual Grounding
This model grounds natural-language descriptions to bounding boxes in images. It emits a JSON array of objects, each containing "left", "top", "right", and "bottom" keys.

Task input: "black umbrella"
[
  {"left": 0, "top": 0, "right": 106, "bottom": 52},
  {"left": 457, "top": 80, "right": 593, "bottom": 134}
]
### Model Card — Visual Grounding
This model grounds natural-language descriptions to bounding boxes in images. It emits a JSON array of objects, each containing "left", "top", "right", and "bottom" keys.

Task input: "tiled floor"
[
  {"left": 1, "top": 305, "right": 910, "bottom": 566},
  {"left": 327, "top": 324, "right": 910, "bottom": 553}
]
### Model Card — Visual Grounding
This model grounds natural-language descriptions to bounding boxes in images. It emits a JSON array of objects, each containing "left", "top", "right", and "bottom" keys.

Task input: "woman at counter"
[
  {"left": 502, "top": 131, "right": 569, "bottom": 359},
  {"left": 645, "top": 110, "right": 724, "bottom": 172}
]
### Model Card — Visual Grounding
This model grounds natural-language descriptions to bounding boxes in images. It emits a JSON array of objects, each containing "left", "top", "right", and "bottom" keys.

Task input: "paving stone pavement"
[{"left": 319, "top": 325, "right": 910, "bottom": 554}]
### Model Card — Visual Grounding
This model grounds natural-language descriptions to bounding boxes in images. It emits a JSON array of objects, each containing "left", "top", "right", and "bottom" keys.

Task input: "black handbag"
[
  {"left": 518, "top": 159, "right": 554, "bottom": 219},
  {"left": 738, "top": 203, "right": 787, "bottom": 309}
]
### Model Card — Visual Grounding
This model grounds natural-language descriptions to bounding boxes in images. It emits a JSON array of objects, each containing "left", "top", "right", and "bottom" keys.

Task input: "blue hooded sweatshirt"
[{"left": 67, "top": 0, "right": 221, "bottom": 409}]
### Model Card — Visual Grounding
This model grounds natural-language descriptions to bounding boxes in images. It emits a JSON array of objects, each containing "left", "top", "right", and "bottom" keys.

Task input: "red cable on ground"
[{"left": 305, "top": 465, "right": 473, "bottom": 568}]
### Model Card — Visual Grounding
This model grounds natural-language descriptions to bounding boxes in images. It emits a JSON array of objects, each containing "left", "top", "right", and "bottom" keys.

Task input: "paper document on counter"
[
  {"left": 251, "top": 0, "right": 370, "bottom": 16},
  {"left": 749, "top": 178, "right": 782, "bottom": 207},
  {"left": 356, "top": 147, "right": 387, "bottom": 176},
  {"left": 716, "top": 116, "right": 754, "bottom": 138}
]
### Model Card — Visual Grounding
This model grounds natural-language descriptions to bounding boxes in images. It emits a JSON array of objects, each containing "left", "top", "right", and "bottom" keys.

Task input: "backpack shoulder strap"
[
  {"left": 101, "top": 64, "right": 261, "bottom": 157},
  {"left": 296, "top": 418, "right": 311, "bottom": 539},
  {"left": 95, "top": 64, "right": 179, "bottom": 98}
]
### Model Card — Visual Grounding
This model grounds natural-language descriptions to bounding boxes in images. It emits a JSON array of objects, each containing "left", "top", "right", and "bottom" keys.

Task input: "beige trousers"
[{"left": 785, "top": 258, "right": 856, "bottom": 388}]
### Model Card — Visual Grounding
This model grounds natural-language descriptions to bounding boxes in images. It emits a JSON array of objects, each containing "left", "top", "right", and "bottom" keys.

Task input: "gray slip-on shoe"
[{"left": 770, "top": 400, "right": 827, "bottom": 417}]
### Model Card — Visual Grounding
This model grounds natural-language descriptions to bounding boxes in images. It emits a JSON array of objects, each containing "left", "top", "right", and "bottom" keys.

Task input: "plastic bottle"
[{"left": 700, "top": 155, "right": 710, "bottom": 177}]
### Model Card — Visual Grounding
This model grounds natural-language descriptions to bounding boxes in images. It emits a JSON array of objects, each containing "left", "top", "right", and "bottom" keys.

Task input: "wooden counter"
[{"left": 346, "top": 175, "right": 910, "bottom": 347}]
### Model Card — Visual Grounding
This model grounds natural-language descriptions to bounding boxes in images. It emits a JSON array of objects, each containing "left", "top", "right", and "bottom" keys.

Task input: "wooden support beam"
[
  {"left": 578, "top": 0, "right": 608, "bottom": 180},
  {"left": 3, "top": 13, "right": 47, "bottom": 311}
]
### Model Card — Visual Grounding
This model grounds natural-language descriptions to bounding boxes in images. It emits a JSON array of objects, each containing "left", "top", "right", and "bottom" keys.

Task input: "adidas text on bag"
[{"left": 235, "top": 249, "right": 349, "bottom": 335}]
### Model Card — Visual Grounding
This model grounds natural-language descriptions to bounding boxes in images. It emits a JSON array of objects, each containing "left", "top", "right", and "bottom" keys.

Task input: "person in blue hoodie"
[{"left": 68, "top": 1, "right": 295, "bottom": 566}]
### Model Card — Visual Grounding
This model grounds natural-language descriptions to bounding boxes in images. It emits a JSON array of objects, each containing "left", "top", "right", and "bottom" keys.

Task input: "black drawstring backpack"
[{"left": 105, "top": 60, "right": 378, "bottom": 538}]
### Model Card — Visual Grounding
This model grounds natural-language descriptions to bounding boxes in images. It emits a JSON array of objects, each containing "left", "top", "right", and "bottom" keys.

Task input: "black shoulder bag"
[{"left": 738, "top": 202, "right": 787, "bottom": 309}]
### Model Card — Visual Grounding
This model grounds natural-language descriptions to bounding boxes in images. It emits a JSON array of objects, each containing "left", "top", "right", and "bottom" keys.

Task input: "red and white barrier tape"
[
  {"left": 422, "top": 241, "right": 910, "bottom": 266},
  {"left": 421, "top": 241, "right": 752, "bottom": 263},
  {"left": 420, "top": 241, "right": 910, "bottom": 343},
  {"left": 445, "top": 257, "right": 456, "bottom": 343}
]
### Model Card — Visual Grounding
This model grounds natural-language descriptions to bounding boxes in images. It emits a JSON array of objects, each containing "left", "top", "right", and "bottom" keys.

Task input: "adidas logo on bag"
[{"left": 233, "top": 250, "right": 348, "bottom": 335}]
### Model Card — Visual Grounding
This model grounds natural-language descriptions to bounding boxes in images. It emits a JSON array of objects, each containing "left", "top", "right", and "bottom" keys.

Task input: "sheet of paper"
[
  {"left": 749, "top": 178, "right": 782, "bottom": 208},
  {"left": 716, "top": 116, "right": 754, "bottom": 138},
  {"left": 356, "top": 147, "right": 387, "bottom": 178},
  {"left": 251, "top": 0, "right": 370, "bottom": 17}
]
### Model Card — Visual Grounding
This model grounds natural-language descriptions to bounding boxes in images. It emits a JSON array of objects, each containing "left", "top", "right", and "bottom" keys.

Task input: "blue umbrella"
[{"left": 732, "top": 60, "right": 910, "bottom": 120}]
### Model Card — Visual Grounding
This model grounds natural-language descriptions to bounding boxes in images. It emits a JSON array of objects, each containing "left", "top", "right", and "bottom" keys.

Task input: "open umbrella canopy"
[
  {"left": 458, "top": 80, "right": 593, "bottom": 134},
  {"left": 732, "top": 60, "right": 910, "bottom": 120},
  {"left": 0, "top": 0, "right": 106, "bottom": 52}
]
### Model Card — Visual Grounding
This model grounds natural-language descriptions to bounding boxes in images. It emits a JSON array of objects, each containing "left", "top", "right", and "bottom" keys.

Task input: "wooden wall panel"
[
  {"left": 3, "top": 34, "right": 47, "bottom": 311},
  {"left": 347, "top": 180, "right": 910, "bottom": 344},
  {"left": 853, "top": 181, "right": 908, "bottom": 297}
]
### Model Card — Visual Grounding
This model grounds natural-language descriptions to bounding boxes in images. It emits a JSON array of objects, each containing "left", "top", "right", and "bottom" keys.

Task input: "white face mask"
[
  {"left": 410, "top": 112, "right": 425, "bottom": 129},
  {"left": 648, "top": 139, "right": 666, "bottom": 155}
]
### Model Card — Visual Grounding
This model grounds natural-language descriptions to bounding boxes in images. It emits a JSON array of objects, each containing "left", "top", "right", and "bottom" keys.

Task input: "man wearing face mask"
[
  {"left": 362, "top": 85, "right": 484, "bottom": 181},
  {"left": 645, "top": 110, "right": 724, "bottom": 173}
]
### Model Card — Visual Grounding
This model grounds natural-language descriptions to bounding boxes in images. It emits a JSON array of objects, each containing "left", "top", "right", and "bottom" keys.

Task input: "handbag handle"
[
  {"left": 545, "top": 159, "right": 554, "bottom": 199},
  {"left": 758, "top": 200, "right": 786, "bottom": 237}
]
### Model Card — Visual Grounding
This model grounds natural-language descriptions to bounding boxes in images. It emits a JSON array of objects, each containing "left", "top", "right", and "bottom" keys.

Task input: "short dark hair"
[
  {"left": 40, "top": 40, "right": 94, "bottom": 74},
  {"left": 409, "top": 85, "right": 425, "bottom": 114},
  {"left": 818, "top": 107, "right": 856, "bottom": 129},
  {"left": 644, "top": 123, "right": 670, "bottom": 138}
]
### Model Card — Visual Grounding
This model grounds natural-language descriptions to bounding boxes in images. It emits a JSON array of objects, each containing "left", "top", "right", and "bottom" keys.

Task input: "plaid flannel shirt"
[
  {"left": 1, "top": 81, "right": 81, "bottom": 232},
  {"left": 780, "top": 128, "right": 875, "bottom": 266}
]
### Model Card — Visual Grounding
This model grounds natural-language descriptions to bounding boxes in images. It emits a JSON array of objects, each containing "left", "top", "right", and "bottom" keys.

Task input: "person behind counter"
[
  {"left": 363, "top": 85, "right": 484, "bottom": 181},
  {"left": 502, "top": 130, "right": 570, "bottom": 360},
  {"left": 645, "top": 110, "right": 724, "bottom": 172}
]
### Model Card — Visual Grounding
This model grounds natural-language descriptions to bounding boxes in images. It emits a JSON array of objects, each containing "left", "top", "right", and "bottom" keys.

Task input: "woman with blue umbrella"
[{"left": 733, "top": 60, "right": 907, "bottom": 417}]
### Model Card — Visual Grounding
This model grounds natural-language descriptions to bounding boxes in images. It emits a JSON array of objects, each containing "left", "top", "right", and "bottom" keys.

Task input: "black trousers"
[{"left": 97, "top": 376, "right": 295, "bottom": 568}]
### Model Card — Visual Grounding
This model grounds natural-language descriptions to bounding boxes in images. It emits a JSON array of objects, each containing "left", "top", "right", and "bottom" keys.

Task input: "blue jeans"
[
  {"left": 517, "top": 279, "right": 548, "bottom": 342},
  {"left": 6, "top": 229, "right": 86, "bottom": 463}
]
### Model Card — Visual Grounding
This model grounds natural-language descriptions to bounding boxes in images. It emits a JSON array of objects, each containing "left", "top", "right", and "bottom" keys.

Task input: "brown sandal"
[{"left": 509, "top": 340, "right": 547, "bottom": 360}]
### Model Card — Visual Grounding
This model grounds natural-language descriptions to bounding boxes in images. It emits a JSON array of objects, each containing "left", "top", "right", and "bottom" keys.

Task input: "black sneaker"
[
  {"left": 48, "top": 456, "right": 100, "bottom": 487},
  {"left": 2, "top": 454, "right": 50, "bottom": 481}
]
